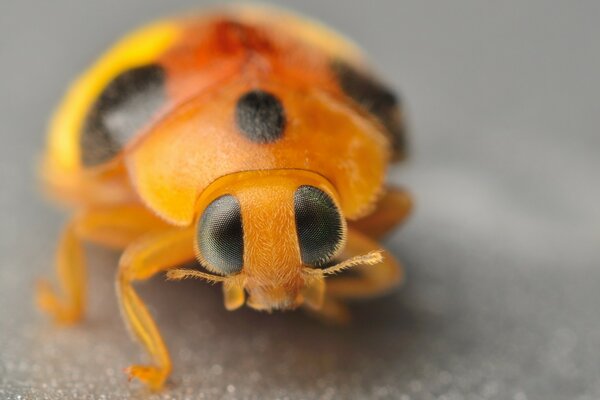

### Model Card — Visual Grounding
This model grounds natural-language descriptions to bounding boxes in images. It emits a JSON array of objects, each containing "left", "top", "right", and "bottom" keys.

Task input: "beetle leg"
[
  {"left": 349, "top": 186, "right": 412, "bottom": 239},
  {"left": 36, "top": 205, "right": 169, "bottom": 324},
  {"left": 303, "top": 296, "right": 352, "bottom": 325},
  {"left": 117, "top": 227, "right": 195, "bottom": 391},
  {"left": 37, "top": 220, "right": 86, "bottom": 324},
  {"left": 303, "top": 229, "right": 403, "bottom": 323},
  {"left": 325, "top": 228, "right": 404, "bottom": 299},
  {"left": 73, "top": 204, "right": 170, "bottom": 249}
]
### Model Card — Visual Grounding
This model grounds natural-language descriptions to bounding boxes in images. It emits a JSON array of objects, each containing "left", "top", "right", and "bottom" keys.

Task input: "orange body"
[{"left": 39, "top": 6, "right": 411, "bottom": 390}]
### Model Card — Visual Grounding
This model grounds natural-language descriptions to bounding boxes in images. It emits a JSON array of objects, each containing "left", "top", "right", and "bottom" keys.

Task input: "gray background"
[{"left": 1, "top": 1, "right": 599, "bottom": 399}]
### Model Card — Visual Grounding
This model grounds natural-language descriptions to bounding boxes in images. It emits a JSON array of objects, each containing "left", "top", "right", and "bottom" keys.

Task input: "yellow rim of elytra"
[{"left": 46, "top": 20, "right": 181, "bottom": 172}]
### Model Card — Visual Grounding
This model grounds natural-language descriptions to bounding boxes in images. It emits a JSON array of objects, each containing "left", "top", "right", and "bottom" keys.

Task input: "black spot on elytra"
[
  {"left": 332, "top": 60, "right": 407, "bottom": 159},
  {"left": 235, "top": 90, "right": 286, "bottom": 143},
  {"left": 81, "top": 64, "right": 166, "bottom": 166}
]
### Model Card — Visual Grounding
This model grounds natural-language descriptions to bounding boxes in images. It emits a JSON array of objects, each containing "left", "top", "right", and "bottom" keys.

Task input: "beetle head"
[{"left": 167, "top": 169, "right": 382, "bottom": 312}]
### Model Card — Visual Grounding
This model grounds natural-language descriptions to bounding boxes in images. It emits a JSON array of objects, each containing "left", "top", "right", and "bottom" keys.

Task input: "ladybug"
[{"left": 37, "top": 6, "right": 412, "bottom": 390}]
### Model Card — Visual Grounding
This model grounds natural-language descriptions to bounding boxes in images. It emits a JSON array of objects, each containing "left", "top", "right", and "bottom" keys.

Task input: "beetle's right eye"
[{"left": 197, "top": 195, "right": 244, "bottom": 275}]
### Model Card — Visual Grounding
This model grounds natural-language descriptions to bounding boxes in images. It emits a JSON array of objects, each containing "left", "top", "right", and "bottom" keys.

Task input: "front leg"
[
  {"left": 37, "top": 204, "right": 168, "bottom": 324},
  {"left": 117, "top": 227, "right": 196, "bottom": 391},
  {"left": 325, "top": 228, "right": 404, "bottom": 300},
  {"left": 303, "top": 228, "right": 403, "bottom": 325}
]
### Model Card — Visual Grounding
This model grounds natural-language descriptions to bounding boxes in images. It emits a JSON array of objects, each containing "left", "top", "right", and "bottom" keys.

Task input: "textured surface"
[{"left": 1, "top": 1, "right": 600, "bottom": 399}]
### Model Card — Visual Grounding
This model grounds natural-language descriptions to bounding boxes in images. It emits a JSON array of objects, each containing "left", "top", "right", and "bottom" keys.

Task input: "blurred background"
[{"left": 1, "top": 1, "right": 599, "bottom": 399}]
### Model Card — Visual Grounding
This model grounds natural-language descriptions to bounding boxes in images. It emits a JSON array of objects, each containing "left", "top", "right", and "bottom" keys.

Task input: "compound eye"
[
  {"left": 197, "top": 195, "right": 244, "bottom": 275},
  {"left": 294, "top": 186, "right": 345, "bottom": 267}
]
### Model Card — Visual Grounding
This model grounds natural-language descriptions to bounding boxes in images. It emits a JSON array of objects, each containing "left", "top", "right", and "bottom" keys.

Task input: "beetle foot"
[
  {"left": 303, "top": 297, "right": 352, "bottom": 326},
  {"left": 125, "top": 364, "right": 168, "bottom": 391},
  {"left": 35, "top": 279, "right": 82, "bottom": 325}
]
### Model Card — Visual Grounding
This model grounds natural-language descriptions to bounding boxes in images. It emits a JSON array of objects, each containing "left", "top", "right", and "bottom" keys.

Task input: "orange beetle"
[{"left": 37, "top": 6, "right": 412, "bottom": 390}]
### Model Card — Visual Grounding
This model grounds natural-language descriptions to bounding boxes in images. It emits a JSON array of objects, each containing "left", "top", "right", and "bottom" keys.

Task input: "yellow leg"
[
  {"left": 349, "top": 185, "right": 412, "bottom": 239},
  {"left": 326, "top": 228, "right": 404, "bottom": 300},
  {"left": 303, "top": 297, "right": 352, "bottom": 325},
  {"left": 305, "top": 229, "right": 404, "bottom": 324},
  {"left": 37, "top": 221, "right": 86, "bottom": 324},
  {"left": 74, "top": 204, "right": 169, "bottom": 249},
  {"left": 117, "top": 227, "right": 195, "bottom": 391},
  {"left": 36, "top": 204, "right": 168, "bottom": 324}
]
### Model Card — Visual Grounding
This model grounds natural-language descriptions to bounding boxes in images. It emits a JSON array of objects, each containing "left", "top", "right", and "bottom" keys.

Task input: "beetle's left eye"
[
  {"left": 197, "top": 195, "right": 244, "bottom": 275},
  {"left": 294, "top": 185, "right": 345, "bottom": 267}
]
